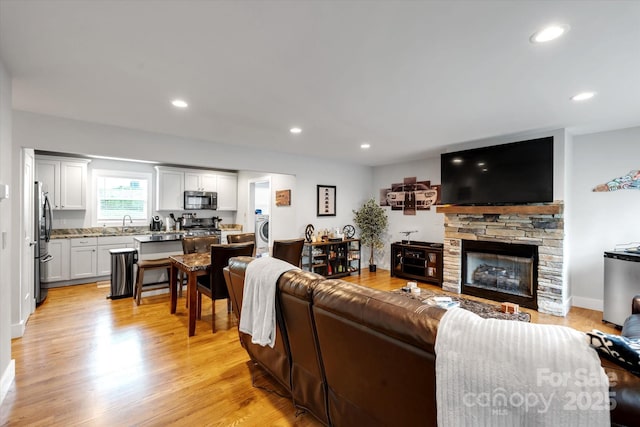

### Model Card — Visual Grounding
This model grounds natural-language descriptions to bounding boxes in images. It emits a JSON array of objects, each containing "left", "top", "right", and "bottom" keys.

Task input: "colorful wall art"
[
  {"left": 593, "top": 170, "right": 640, "bottom": 192},
  {"left": 380, "top": 177, "right": 440, "bottom": 215}
]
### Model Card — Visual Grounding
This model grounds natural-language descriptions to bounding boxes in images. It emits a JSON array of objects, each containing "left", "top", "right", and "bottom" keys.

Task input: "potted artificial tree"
[{"left": 353, "top": 198, "right": 389, "bottom": 272}]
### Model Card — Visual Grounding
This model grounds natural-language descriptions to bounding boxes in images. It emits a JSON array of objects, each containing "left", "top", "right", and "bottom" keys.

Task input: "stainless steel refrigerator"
[
  {"left": 35, "top": 181, "right": 53, "bottom": 305},
  {"left": 603, "top": 251, "right": 640, "bottom": 327}
]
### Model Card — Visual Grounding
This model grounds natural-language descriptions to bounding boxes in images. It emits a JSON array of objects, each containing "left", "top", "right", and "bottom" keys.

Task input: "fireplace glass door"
[
  {"left": 461, "top": 240, "right": 538, "bottom": 309},
  {"left": 465, "top": 252, "right": 533, "bottom": 297}
]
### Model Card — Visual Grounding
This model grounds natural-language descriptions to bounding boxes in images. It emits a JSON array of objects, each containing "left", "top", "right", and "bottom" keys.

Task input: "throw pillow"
[{"left": 587, "top": 329, "right": 640, "bottom": 376}]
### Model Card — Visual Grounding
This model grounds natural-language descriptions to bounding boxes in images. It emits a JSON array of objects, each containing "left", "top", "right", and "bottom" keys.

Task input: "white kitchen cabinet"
[
  {"left": 35, "top": 156, "right": 89, "bottom": 210},
  {"left": 156, "top": 167, "right": 184, "bottom": 211},
  {"left": 60, "top": 161, "right": 88, "bottom": 209},
  {"left": 42, "top": 239, "right": 70, "bottom": 283},
  {"left": 184, "top": 172, "right": 217, "bottom": 192},
  {"left": 156, "top": 166, "right": 237, "bottom": 211},
  {"left": 216, "top": 173, "right": 238, "bottom": 211},
  {"left": 35, "top": 159, "right": 60, "bottom": 208},
  {"left": 70, "top": 237, "right": 98, "bottom": 279},
  {"left": 97, "top": 235, "right": 135, "bottom": 276}
]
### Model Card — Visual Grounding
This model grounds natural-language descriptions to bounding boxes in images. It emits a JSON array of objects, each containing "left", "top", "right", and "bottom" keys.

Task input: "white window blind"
[{"left": 95, "top": 173, "right": 149, "bottom": 221}]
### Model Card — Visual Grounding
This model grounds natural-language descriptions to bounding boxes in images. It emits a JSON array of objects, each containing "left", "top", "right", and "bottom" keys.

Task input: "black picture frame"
[{"left": 317, "top": 185, "right": 336, "bottom": 217}]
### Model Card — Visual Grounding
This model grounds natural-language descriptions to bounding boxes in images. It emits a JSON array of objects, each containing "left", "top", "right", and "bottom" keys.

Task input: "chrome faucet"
[{"left": 122, "top": 215, "right": 132, "bottom": 233}]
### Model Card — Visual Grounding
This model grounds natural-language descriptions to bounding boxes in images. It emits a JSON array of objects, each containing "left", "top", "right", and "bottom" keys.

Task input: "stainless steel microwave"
[{"left": 184, "top": 191, "right": 217, "bottom": 210}]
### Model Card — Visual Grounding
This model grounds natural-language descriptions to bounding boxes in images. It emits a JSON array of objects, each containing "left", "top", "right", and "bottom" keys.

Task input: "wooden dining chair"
[
  {"left": 196, "top": 242, "right": 255, "bottom": 332},
  {"left": 179, "top": 235, "right": 220, "bottom": 300},
  {"left": 272, "top": 238, "right": 305, "bottom": 267},
  {"left": 226, "top": 232, "right": 255, "bottom": 244},
  {"left": 182, "top": 235, "right": 221, "bottom": 254}
]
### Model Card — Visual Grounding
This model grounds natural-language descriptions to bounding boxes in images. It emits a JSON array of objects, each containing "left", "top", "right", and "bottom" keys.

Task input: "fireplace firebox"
[{"left": 461, "top": 240, "right": 538, "bottom": 310}]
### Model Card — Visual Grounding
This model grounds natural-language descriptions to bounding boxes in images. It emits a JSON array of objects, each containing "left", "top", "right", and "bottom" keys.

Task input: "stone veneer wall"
[{"left": 442, "top": 205, "right": 565, "bottom": 316}]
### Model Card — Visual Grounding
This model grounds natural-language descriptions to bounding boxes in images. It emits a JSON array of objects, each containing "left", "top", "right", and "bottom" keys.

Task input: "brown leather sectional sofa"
[{"left": 223, "top": 256, "right": 640, "bottom": 426}]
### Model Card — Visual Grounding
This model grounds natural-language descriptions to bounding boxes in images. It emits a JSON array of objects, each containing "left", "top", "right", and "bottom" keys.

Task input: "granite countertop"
[
  {"left": 169, "top": 252, "right": 211, "bottom": 272},
  {"left": 219, "top": 224, "right": 243, "bottom": 231},
  {"left": 134, "top": 234, "right": 185, "bottom": 243},
  {"left": 50, "top": 227, "right": 183, "bottom": 239},
  {"left": 50, "top": 223, "right": 243, "bottom": 239}
]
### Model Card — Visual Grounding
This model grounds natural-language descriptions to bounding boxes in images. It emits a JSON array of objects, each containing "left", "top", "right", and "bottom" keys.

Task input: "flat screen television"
[{"left": 440, "top": 136, "right": 554, "bottom": 205}]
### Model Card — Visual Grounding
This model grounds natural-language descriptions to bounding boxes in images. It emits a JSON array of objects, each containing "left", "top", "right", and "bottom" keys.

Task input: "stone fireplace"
[{"left": 436, "top": 203, "right": 566, "bottom": 316}]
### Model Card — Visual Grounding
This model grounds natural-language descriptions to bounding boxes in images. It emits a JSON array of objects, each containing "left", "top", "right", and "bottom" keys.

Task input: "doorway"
[{"left": 249, "top": 178, "right": 270, "bottom": 255}]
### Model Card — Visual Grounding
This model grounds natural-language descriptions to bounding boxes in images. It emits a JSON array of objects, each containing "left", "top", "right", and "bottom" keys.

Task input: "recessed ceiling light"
[
  {"left": 289, "top": 127, "right": 302, "bottom": 134},
  {"left": 171, "top": 99, "right": 188, "bottom": 108},
  {"left": 452, "top": 158, "right": 463, "bottom": 164},
  {"left": 571, "top": 91, "right": 596, "bottom": 101},
  {"left": 360, "top": 143, "right": 371, "bottom": 149},
  {"left": 530, "top": 24, "right": 569, "bottom": 43}
]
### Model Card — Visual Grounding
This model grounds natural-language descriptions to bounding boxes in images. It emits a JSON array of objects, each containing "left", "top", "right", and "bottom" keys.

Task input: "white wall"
[
  {"left": 372, "top": 157, "right": 443, "bottom": 269},
  {"left": 0, "top": 55, "right": 15, "bottom": 404},
  {"left": 569, "top": 126, "right": 640, "bottom": 310}
]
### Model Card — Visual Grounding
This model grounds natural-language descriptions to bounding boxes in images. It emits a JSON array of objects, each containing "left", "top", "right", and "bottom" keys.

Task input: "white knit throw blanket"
[
  {"left": 239, "top": 256, "right": 299, "bottom": 348},
  {"left": 435, "top": 308, "right": 610, "bottom": 427}
]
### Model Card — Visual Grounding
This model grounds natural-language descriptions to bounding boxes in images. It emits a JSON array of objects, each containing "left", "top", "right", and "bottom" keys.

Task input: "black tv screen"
[{"left": 440, "top": 137, "right": 554, "bottom": 205}]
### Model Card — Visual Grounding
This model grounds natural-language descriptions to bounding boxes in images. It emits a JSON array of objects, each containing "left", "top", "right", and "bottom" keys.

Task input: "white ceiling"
[{"left": 1, "top": 1, "right": 639, "bottom": 166}]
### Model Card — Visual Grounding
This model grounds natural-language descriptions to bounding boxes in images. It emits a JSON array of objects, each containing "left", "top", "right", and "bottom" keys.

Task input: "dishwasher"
[
  {"left": 603, "top": 250, "right": 640, "bottom": 327},
  {"left": 108, "top": 248, "right": 138, "bottom": 299}
]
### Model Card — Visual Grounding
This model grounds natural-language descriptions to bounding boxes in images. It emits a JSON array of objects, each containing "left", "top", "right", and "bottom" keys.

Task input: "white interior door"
[{"left": 22, "top": 149, "right": 35, "bottom": 322}]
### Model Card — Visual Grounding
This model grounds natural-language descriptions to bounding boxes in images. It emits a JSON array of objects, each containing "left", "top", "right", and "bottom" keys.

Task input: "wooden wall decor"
[
  {"left": 593, "top": 170, "right": 640, "bottom": 192},
  {"left": 379, "top": 177, "right": 440, "bottom": 215},
  {"left": 275, "top": 189, "right": 291, "bottom": 206}
]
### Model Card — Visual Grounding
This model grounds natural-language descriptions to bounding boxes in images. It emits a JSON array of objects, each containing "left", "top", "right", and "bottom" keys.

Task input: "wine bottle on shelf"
[{"left": 327, "top": 262, "right": 333, "bottom": 276}]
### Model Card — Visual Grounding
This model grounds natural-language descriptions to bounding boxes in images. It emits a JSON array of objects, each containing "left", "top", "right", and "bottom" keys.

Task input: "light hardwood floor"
[{"left": 1, "top": 269, "right": 617, "bottom": 426}]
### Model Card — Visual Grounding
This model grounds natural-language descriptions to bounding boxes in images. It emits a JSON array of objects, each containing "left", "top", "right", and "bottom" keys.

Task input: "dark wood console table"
[{"left": 390, "top": 241, "right": 443, "bottom": 286}]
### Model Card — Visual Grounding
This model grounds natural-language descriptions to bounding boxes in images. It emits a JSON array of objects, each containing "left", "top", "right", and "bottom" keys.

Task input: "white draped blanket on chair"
[{"left": 239, "top": 256, "right": 299, "bottom": 348}]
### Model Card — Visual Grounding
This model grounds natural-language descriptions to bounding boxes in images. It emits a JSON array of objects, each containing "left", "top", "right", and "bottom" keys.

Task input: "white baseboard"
[
  {"left": 1, "top": 359, "right": 15, "bottom": 405},
  {"left": 11, "top": 320, "right": 25, "bottom": 339},
  {"left": 571, "top": 296, "right": 603, "bottom": 312}
]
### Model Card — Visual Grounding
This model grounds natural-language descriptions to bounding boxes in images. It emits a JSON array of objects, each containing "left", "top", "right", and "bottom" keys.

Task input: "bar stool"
[{"left": 135, "top": 258, "right": 172, "bottom": 305}]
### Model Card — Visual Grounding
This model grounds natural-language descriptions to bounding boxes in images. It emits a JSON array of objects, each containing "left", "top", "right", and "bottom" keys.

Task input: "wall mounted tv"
[{"left": 440, "top": 136, "right": 554, "bottom": 205}]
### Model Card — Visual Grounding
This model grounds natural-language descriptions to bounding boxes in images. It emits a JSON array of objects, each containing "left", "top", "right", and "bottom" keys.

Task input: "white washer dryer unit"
[{"left": 255, "top": 214, "right": 269, "bottom": 255}]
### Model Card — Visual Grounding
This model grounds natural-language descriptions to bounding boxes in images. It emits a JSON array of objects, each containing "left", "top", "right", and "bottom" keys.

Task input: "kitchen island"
[
  {"left": 133, "top": 234, "right": 186, "bottom": 288},
  {"left": 134, "top": 234, "right": 185, "bottom": 258}
]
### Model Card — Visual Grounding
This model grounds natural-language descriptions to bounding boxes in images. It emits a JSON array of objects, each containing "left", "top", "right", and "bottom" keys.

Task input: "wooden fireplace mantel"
[{"left": 435, "top": 204, "right": 563, "bottom": 215}]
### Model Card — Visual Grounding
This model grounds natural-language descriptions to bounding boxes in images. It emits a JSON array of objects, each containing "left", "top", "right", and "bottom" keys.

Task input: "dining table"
[{"left": 169, "top": 252, "right": 211, "bottom": 336}]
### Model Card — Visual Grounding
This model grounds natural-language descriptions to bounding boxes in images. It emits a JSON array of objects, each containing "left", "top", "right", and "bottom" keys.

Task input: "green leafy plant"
[{"left": 353, "top": 198, "right": 389, "bottom": 268}]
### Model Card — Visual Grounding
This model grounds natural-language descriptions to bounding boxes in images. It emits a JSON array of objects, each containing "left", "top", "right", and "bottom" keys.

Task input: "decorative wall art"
[
  {"left": 593, "top": 170, "right": 640, "bottom": 192},
  {"left": 275, "top": 189, "right": 291, "bottom": 206},
  {"left": 317, "top": 185, "right": 336, "bottom": 216},
  {"left": 380, "top": 177, "right": 440, "bottom": 215}
]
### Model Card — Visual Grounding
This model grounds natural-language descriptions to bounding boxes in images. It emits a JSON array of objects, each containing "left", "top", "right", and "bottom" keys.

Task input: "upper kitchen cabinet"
[
  {"left": 216, "top": 172, "right": 238, "bottom": 211},
  {"left": 156, "top": 166, "right": 237, "bottom": 211},
  {"left": 35, "top": 156, "right": 89, "bottom": 210},
  {"left": 184, "top": 171, "right": 217, "bottom": 192},
  {"left": 155, "top": 167, "right": 185, "bottom": 211}
]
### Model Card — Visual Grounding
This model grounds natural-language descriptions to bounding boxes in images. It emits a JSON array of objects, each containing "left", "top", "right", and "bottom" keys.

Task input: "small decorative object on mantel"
[
  {"left": 593, "top": 170, "right": 640, "bottom": 192},
  {"left": 353, "top": 198, "right": 389, "bottom": 272},
  {"left": 304, "top": 224, "right": 315, "bottom": 242},
  {"left": 317, "top": 185, "right": 336, "bottom": 216},
  {"left": 275, "top": 189, "right": 291, "bottom": 206}
]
